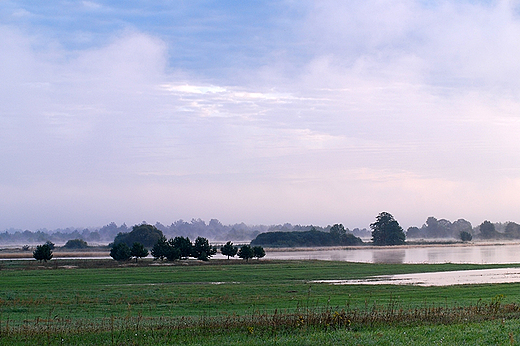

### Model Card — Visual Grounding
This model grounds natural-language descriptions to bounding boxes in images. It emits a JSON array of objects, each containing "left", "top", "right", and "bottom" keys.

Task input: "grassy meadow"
[{"left": 1, "top": 259, "right": 520, "bottom": 344}]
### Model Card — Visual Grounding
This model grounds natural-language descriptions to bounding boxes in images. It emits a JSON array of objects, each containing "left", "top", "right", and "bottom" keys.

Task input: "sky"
[{"left": 2, "top": 0, "right": 520, "bottom": 231}]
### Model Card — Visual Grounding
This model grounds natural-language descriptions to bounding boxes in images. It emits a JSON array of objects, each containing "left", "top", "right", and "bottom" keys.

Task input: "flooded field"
[
  {"left": 265, "top": 242, "right": 520, "bottom": 264},
  {"left": 311, "top": 267, "right": 520, "bottom": 286}
]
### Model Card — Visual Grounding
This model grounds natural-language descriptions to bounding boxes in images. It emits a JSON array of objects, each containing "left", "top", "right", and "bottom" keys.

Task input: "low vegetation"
[
  {"left": 251, "top": 224, "right": 363, "bottom": 247},
  {"left": 32, "top": 243, "right": 53, "bottom": 262},
  {"left": 63, "top": 239, "right": 88, "bottom": 249},
  {"left": 1, "top": 260, "right": 520, "bottom": 344}
]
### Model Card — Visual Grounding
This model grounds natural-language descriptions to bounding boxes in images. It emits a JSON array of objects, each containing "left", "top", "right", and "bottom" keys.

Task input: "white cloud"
[
  {"left": 82, "top": 1, "right": 102, "bottom": 10},
  {"left": 3, "top": 1, "right": 520, "bottom": 230}
]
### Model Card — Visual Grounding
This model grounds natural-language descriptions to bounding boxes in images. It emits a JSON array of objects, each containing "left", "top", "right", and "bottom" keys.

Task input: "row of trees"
[
  {"left": 109, "top": 237, "right": 265, "bottom": 262},
  {"left": 150, "top": 236, "right": 217, "bottom": 261},
  {"left": 109, "top": 224, "right": 266, "bottom": 262}
]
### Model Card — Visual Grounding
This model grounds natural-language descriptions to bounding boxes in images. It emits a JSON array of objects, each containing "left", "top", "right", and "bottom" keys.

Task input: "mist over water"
[{"left": 265, "top": 243, "right": 520, "bottom": 264}]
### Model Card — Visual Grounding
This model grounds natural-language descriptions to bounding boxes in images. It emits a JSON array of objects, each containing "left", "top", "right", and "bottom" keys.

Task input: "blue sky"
[{"left": 2, "top": 0, "right": 520, "bottom": 230}]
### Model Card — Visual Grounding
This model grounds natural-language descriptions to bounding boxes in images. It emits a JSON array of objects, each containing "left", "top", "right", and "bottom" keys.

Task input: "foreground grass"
[
  {"left": 2, "top": 259, "right": 520, "bottom": 344},
  {"left": 1, "top": 312, "right": 520, "bottom": 345}
]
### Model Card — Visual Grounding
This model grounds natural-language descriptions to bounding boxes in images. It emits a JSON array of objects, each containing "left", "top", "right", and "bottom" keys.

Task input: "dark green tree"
[
  {"left": 63, "top": 239, "right": 88, "bottom": 249},
  {"left": 460, "top": 231, "right": 472, "bottom": 242},
  {"left": 130, "top": 242, "right": 149, "bottom": 262},
  {"left": 151, "top": 236, "right": 169, "bottom": 260},
  {"left": 164, "top": 246, "right": 181, "bottom": 261},
  {"left": 110, "top": 242, "right": 131, "bottom": 261},
  {"left": 192, "top": 236, "right": 216, "bottom": 261},
  {"left": 44, "top": 241, "right": 55, "bottom": 250},
  {"left": 113, "top": 224, "right": 164, "bottom": 248},
  {"left": 33, "top": 244, "right": 53, "bottom": 262},
  {"left": 370, "top": 212, "right": 405, "bottom": 245},
  {"left": 221, "top": 241, "right": 238, "bottom": 259},
  {"left": 252, "top": 245, "right": 265, "bottom": 259},
  {"left": 238, "top": 244, "right": 254, "bottom": 261},
  {"left": 170, "top": 236, "right": 192, "bottom": 259}
]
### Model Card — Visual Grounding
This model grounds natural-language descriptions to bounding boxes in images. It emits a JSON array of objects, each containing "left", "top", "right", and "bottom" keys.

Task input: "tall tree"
[
  {"left": 170, "top": 236, "right": 192, "bottom": 259},
  {"left": 252, "top": 246, "right": 265, "bottom": 259},
  {"left": 151, "top": 236, "right": 169, "bottom": 260},
  {"left": 192, "top": 236, "right": 216, "bottom": 261},
  {"left": 370, "top": 212, "right": 405, "bottom": 245},
  {"left": 110, "top": 242, "right": 131, "bottom": 261},
  {"left": 221, "top": 241, "right": 238, "bottom": 259},
  {"left": 238, "top": 245, "right": 254, "bottom": 261},
  {"left": 130, "top": 242, "right": 149, "bottom": 262},
  {"left": 113, "top": 224, "right": 164, "bottom": 248}
]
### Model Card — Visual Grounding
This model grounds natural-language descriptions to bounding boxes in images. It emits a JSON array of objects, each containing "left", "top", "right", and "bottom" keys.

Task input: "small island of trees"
[{"left": 251, "top": 224, "right": 363, "bottom": 247}]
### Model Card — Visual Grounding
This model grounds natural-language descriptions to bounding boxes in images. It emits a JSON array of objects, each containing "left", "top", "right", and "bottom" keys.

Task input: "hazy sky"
[{"left": 2, "top": 0, "right": 520, "bottom": 231}]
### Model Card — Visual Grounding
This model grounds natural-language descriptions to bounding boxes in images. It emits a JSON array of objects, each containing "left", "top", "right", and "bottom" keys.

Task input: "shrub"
[
  {"left": 63, "top": 239, "right": 89, "bottom": 249},
  {"left": 460, "top": 231, "right": 472, "bottom": 242},
  {"left": 221, "top": 241, "right": 238, "bottom": 259},
  {"left": 252, "top": 246, "right": 266, "bottom": 259},
  {"left": 238, "top": 245, "right": 254, "bottom": 261},
  {"left": 33, "top": 244, "right": 53, "bottom": 262},
  {"left": 113, "top": 224, "right": 164, "bottom": 248},
  {"left": 130, "top": 242, "right": 148, "bottom": 262},
  {"left": 192, "top": 236, "right": 217, "bottom": 261},
  {"left": 110, "top": 242, "right": 131, "bottom": 261}
]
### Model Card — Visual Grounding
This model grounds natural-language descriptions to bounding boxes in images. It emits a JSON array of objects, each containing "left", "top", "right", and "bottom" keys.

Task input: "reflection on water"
[
  {"left": 265, "top": 243, "right": 520, "bottom": 264},
  {"left": 310, "top": 268, "right": 520, "bottom": 286},
  {"left": 372, "top": 249, "right": 405, "bottom": 264}
]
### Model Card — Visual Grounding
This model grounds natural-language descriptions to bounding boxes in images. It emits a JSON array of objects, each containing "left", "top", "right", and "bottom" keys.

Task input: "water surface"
[
  {"left": 265, "top": 243, "right": 520, "bottom": 264},
  {"left": 311, "top": 268, "right": 520, "bottom": 286}
]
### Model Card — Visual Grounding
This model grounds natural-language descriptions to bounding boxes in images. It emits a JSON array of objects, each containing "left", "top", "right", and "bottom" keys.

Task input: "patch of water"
[
  {"left": 265, "top": 243, "right": 520, "bottom": 264},
  {"left": 310, "top": 268, "right": 520, "bottom": 286}
]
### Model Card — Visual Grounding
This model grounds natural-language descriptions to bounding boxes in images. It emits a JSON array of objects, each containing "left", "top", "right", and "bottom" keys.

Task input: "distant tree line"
[
  {"left": 406, "top": 217, "right": 473, "bottom": 239},
  {"left": 406, "top": 217, "right": 520, "bottom": 241}
]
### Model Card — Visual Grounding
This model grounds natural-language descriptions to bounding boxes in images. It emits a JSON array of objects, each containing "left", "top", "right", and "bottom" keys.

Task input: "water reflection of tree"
[
  {"left": 372, "top": 249, "right": 405, "bottom": 264},
  {"left": 479, "top": 246, "right": 497, "bottom": 262}
]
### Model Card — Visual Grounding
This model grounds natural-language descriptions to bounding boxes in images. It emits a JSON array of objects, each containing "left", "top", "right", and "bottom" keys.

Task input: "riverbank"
[{"left": 3, "top": 240, "right": 520, "bottom": 260}]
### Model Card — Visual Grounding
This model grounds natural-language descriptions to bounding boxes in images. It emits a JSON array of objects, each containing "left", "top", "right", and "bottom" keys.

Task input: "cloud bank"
[{"left": 1, "top": 1, "right": 520, "bottom": 230}]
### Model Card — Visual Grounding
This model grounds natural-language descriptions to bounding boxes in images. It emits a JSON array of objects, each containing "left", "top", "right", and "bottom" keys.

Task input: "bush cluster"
[
  {"left": 110, "top": 242, "right": 149, "bottom": 262},
  {"left": 150, "top": 236, "right": 217, "bottom": 261}
]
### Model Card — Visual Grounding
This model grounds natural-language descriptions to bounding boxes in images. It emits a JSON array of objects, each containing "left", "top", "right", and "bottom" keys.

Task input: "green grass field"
[{"left": 2, "top": 259, "right": 520, "bottom": 345}]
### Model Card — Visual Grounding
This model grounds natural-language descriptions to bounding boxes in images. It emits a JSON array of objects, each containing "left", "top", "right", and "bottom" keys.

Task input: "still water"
[
  {"left": 264, "top": 243, "right": 520, "bottom": 264},
  {"left": 310, "top": 268, "right": 520, "bottom": 286}
]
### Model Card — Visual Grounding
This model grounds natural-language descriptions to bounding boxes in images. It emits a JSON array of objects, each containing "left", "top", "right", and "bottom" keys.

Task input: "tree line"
[
  {"left": 31, "top": 212, "right": 520, "bottom": 264},
  {"left": 110, "top": 224, "right": 266, "bottom": 262},
  {"left": 6, "top": 219, "right": 371, "bottom": 246},
  {"left": 32, "top": 224, "right": 266, "bottom": 263}
]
